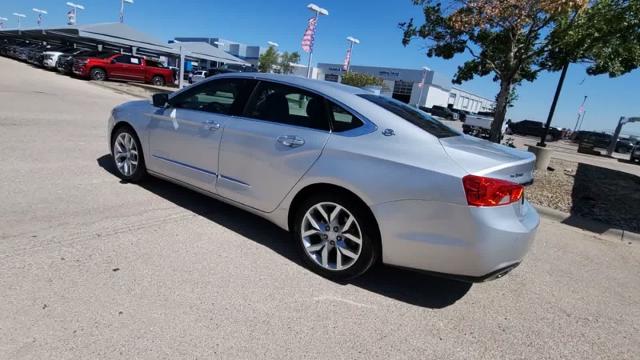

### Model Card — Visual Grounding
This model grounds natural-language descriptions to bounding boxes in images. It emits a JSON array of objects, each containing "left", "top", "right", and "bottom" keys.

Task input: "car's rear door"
[
  {"left": 216, "top": 80, "right": 331, "bottom": 212},
  {"left": 147, "top": 78, "right": 254, "bottom": 192}
]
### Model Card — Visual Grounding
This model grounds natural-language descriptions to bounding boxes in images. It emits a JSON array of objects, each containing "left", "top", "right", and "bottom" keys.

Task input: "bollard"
[{"left": 527, "top": 145, "right": 553, "bottom": 171}]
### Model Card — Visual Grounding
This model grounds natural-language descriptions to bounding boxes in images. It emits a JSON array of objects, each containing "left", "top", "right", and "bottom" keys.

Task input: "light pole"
[
  {"left": 607, "top": 117, "right": 640, "bottom": 156},
  {"left": 417, "top": 66, "right": 430, "bottom": 107},
  {"left": 13, "top": 13, "right": 26, "bottom": 30},
  {"left": 66, "top": 2, "right": 85, "bottom": 25},
  {"left": 32, "top": 8, "right": 48, "bottom": 28},
  {"left": 344, "top": 36, "right": 359, "bottom": 73},
  {"left": 0, "top": 17, "right": 8, "bottom": 29},
  {"left": 120, "top": 0, "right": 133, "bottom": 23},
  {"left": 572, "top": 95, "right": 587, "bottom": 132},
  {"left": 305, "top": 3, "right": 328, "bottom": 78}
]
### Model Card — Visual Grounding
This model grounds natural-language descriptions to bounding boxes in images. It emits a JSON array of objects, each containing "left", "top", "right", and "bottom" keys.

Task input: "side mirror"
[
  {"left": 152, "top": 93, "right": 169, "bottom": 108},
  {"left": 111, "top": 59, "right": 117, "bottom": 64}
]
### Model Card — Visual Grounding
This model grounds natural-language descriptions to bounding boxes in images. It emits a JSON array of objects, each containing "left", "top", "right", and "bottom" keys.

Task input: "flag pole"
[{"left": 306, "top": 10, "right": 319, "bottom": 79}]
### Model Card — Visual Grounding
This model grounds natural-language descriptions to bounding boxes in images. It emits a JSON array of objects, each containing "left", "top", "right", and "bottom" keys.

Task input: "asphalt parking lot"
[{"left": 1, "top": 57, "right": 639, "bottom": 359}]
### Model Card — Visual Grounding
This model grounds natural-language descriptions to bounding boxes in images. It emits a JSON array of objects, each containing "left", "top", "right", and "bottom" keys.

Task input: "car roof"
[{"left": 213, "top": 72, "right": 370, "bottom": 99}]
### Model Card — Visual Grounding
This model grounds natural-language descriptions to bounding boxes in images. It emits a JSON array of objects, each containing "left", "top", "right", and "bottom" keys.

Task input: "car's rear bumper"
[{"left": 372, "top": 199, "right": 539, "bottom": 280}]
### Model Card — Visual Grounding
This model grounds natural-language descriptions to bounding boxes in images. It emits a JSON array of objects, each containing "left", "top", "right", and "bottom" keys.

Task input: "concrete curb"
[{"left": 533, "top": 204, "right": 640, "bottom": 243}]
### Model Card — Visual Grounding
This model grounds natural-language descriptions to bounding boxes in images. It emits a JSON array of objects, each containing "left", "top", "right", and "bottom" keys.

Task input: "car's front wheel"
[
  {"left": 111, "top": 127, "right": 147, "bottom": 182},
  {"left": 293, "top": 194, "right": 379, "bottom": 280},
  {"left": 151, "top": 75, "right": 165, "bottom": 86},
  {"left": 90, "top": 68, "right": 106, "bottom": 81}
]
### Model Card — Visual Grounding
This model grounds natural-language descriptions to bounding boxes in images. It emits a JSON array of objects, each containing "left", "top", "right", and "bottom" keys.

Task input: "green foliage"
[
  {"left": 340, "top": 72, "right": 383, "bottom": 88},
  {"left": 400, "top": 0, "right": 640, "bottom": 142},
  {"left": 279, "top": 51, "right": 301, "bottom": 74},
  {"left": 258, "top": 45, "right": 279, "bottom": 73},
  {"left": 544, "top": 0, "right": 640, "bottom": 77}
]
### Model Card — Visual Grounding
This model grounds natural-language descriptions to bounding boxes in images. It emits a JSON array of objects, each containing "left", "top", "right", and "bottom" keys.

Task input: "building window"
[{"left": 393, "top": 80, "right": 413, "bottom": 95}]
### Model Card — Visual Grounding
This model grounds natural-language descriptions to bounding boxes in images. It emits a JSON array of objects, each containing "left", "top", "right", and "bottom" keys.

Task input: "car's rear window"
[{"left": 358, "top": 94, "right": 459, "bottom": 138}]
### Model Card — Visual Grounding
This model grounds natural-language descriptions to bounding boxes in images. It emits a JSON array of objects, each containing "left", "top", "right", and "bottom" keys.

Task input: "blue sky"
[{"left": 2, "top": 0, "right": 639, "bottom": 135}]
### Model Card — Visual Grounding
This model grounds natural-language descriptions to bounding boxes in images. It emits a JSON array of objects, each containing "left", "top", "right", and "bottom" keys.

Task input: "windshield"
[{"left": 358, "top": 94, "right": 460, "bottom": 138}]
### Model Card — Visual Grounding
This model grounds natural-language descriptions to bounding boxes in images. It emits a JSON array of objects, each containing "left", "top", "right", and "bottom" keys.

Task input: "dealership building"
[
  {"left": 174, "top": 37, "right": 261, "bottom": 67},
  {"left": 316, "top": 63, "right": 495, "bottom": 113}
]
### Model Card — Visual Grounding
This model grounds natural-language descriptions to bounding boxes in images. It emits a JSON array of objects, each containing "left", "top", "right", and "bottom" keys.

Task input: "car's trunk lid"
[{"left": 439, "top": 135, "right": 535, "bottom": 184}]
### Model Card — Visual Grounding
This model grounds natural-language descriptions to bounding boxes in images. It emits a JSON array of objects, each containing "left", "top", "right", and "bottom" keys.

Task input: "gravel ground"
[
  {"left": 527, "top": 159, "right": 577, "bottom": 213},
  {"left": 527, "top": 158, "right": 640, "bottom": 233}
]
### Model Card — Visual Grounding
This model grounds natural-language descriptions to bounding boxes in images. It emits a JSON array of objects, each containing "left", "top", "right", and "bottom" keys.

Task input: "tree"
[
  {"left": 258, "top": 45, "right": 279, "bottom": 73},
  {"left": 340, "top": 72, "right": 383, "bottom": 88},
  {"left": 400, "top": 0, "right": 589, "bottom": 142},
  {"left": 279, "top": 51, "right": 301, "bottom": 74}
]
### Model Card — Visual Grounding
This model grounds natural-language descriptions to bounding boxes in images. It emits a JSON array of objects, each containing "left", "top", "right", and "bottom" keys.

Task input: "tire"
[
  {"left": 111, "top": 126, "right": 147, "bottom": 182},
  {"left": 292, "top": 193, "right": 380, "bottom": 280},
  {"left": 90, "top": 68, "right": 106, "bottom": 81},
  {"left": 151, "top": 75, "right": 165, "bottom": 86}
]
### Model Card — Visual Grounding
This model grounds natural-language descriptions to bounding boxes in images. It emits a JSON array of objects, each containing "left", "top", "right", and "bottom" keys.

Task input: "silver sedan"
[{"left": 108, "top": 73, "right": 539, "bottom": 281}]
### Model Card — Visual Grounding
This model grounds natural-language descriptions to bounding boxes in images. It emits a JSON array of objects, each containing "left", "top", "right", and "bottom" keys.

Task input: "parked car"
[
  {"left": 420, "top": 105, "right": 459, "bottom": 121},
  {"left": 208, "top": 63, "right": 257, "bottom": 76},
  {"left": 190, "top": 70, "right": 208, "bottom": 83},
  {"left": 73, "top": 53, "right": 174, "bottom": 86},
  {"left": 449, "top": 108, "right": 470, "bottom": 122},
  {"left": 107, "top": 73, "right": 539, "bottom": 281},
  {"left": 42, "top": 47, "right": 76, "bottom": 69},
  {"left": 462, "top": 112, "right": 495, "bottom": 138},
  {"left": 572, "top": 131, "right": 634, "bottom": 153},
  {"left": 55, "top": 49, "right": 102, "bottom": 74},
  {"left": 631, "top": 144, "right": 640, "bottom": 163},
  {"left": 508, "top": 120, "right": 562, "bottom": 141}
]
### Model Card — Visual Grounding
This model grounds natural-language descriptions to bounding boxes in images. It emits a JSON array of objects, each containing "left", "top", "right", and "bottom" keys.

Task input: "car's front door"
[
  {"left": 147, "top": 78, "right": 253, "bottom": 192},
  {"left": 109, "top": 55, "right": 132, "bottom": 80},
  {"left": 216, "top": 81, "right": 331, "bottom": 212}
]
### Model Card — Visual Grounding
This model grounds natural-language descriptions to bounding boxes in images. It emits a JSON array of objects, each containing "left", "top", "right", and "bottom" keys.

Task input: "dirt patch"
[{"left": 527, "top": 158, "right": 640, "bottom": 232}]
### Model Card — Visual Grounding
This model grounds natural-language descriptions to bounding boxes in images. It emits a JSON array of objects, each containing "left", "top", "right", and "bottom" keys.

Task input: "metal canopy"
[
  {"left": 0, "top": 23, "right": 249, "bottom": 64},
  {"left": 171, "top": 41, "right": 248, "bottom": 65},
  {"left": 0, "top": 23, "right": 177, "bottom": 57}
]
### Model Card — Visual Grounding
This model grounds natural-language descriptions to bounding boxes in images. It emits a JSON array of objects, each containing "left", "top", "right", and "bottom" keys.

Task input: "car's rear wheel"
[
  {"left": 293, "top": 194, "right": 379, "bottom": 280},
  {"left": 151, "top": 75, "right": 165, "bottom": 86},
  {"left": 111, "top": 127, "right": 147, "bottom": 182},
  {"left": 90, "top": 68, "right": 106, "bottom": 81}
]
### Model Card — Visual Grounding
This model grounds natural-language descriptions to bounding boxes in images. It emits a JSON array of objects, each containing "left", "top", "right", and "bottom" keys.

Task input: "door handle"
[
  {"left": 203, "top": 120, "right": 221, "bottom": 131},
  {"left": 277, "top": 135, "right": 305, "bottom": 148}
]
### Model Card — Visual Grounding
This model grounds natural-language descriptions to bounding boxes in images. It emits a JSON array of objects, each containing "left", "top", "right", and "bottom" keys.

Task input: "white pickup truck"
[{"left": 462, "top": 112, "right": 505, "bottom": 139}]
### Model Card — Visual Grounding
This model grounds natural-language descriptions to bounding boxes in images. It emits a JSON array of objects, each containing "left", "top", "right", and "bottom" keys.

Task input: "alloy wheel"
[
  {"left": 301, "top": 202, "right": 363, "bottom": 271},
  {"left": 113, "top": 132, "right": 139, "bottom": 177}
]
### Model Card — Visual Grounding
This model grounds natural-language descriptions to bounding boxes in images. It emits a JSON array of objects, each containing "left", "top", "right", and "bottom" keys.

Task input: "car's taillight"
[{"left": 462, "top": 175, "right": 524, "bottom": 207}]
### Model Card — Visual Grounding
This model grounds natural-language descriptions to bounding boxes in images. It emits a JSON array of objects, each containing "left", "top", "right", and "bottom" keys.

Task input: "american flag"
[
  {"left": 0, "top": 21, "right": 4, "bottom": 30},
  {"left": 342, "top": 47, "right": 351, "bottom": 71},
  {"left": 301, "top": 17, "right": 317, "bottom": 53},
  {"left": 37, "top": 13, "right": 42, "bottom": 26},
  {"left": 67, "top": 10, "right": 76, "bottom": 25}
]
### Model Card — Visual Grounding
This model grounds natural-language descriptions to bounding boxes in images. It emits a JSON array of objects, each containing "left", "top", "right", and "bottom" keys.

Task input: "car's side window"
[
  {"left": 328, "top": 102, "right": 363, "bottom": 132},
  {"left": 114, "top": 55, "right": 131, "bottom": 64},
  {"left": 243, "top": 81, "right": 330, "bottom": 131},
  {"left": 170, "top": 79, "right": 250, "bottom": 115},
  {"left": 129, "top": 56, "right": 141, "bottom": 65}
]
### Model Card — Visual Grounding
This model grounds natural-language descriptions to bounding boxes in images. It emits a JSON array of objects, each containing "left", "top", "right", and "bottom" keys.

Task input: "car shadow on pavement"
[
  {"left": 97, "top": 155, "right": 472, "bottom": 308},
  {"left": 565, "top": 162, "right": 640, "bottom": 234}
]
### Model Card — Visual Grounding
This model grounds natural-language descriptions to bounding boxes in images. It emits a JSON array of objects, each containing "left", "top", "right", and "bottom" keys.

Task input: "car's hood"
[{"left": 439, "top": 135, "right": 536, "bottom": 184}]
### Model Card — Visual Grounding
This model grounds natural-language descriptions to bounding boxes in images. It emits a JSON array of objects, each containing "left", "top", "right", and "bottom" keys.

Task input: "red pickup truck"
[{"left": 73, "top": 53, "right": 174, "bottom": 86}]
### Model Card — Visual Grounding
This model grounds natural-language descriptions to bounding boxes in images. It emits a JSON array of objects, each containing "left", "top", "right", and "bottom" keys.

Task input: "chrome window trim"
[{"left": 187, "top": 75, "right": 378, "bottom": 137}]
